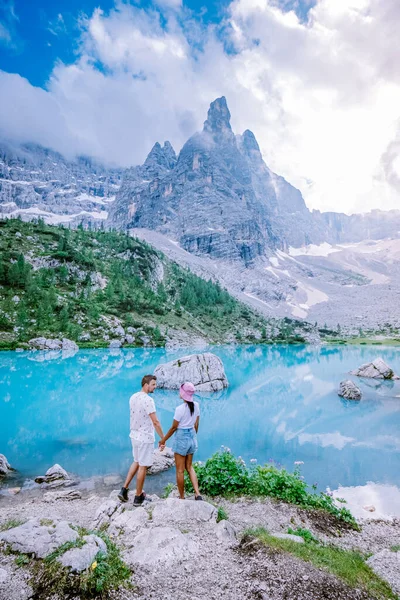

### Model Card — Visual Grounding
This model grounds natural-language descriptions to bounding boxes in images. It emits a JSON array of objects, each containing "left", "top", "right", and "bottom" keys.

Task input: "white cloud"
[{"left": 0, "top": 0, "right": 399, "bottom": 214}]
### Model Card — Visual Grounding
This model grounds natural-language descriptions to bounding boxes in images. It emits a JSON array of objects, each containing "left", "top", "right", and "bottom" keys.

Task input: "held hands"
[{"left": 158, "top": 439, "right": 166, "bottom": 451}]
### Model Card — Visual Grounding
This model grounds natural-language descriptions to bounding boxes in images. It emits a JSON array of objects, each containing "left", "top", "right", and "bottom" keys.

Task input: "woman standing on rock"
[{"left": 159, "top": 382, "right": 203, "bottom": 501}]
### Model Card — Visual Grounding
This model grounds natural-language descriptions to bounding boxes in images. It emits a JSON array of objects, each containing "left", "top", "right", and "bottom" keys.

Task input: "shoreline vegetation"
[
  {"left": 184, "top": 448, "right": 359, "bottom": 530},
  {"left": 0, "top": 218, "right": 318, "bottom": 350}
]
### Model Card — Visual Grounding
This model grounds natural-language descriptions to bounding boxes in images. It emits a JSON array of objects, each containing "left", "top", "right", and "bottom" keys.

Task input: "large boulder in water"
[
  {"left": 338, "top": 380, "right": 362, "bottom": 400},
  {"left": 154, "top": 352, "right": 228, "bottom": 392},
  {"left": 350, "top": 358, "right": 399, "bottom": 380},
  {"left": 0, "top": 454, "right": 13, "bottom": 478}
]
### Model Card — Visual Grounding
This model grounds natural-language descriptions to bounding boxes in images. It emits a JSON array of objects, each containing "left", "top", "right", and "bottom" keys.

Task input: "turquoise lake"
[{"left": 1, "top": 345, "right": 400, "bottom": 491}]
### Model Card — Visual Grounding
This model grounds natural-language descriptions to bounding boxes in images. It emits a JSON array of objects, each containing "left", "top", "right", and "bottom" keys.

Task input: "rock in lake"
[
  {"left": 338, "top": 380, "right": 362, "bottom": 400},
  {"left": 147, "top": 447, "right": 175, "bottom": 475},
  {"left": 0, "top": 454, "right": 13, "bottom": 477},
  {"left": 154, "top": 352, "right": 228, "bottom": 391},
  {"left": 351, "top": 358, "right": 399, "bottom": 380},
  {"left": 35, "top": 463, "right": 77, "bottom": 488}
]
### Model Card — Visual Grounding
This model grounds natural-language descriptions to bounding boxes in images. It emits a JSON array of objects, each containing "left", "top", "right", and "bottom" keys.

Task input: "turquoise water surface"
[{"left": 1, "top": 345, "right": 400, "bottom": 491}]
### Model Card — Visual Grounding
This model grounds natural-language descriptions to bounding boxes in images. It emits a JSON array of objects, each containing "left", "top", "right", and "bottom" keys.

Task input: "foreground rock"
[
  {"left": 338, "top": 380, "right": 362, "bottom": 400},
  {"left": 351, "top": 358, "right": 399, "bottom": 380},
  {"left": 124, "top": 526, "right": 199, "bottom": 567},
  {"left": 43, "top": 489, "right": 82, "bottom": 502},
  {"left": 58, "top": 534, "right": 107, "bottom": 573},
  {"left": 147, "top": 447, "right": 175, "bottom": 475},
  {"left": 0, "top": 519, "right": 78, "bottom": 558},
  {"left": 154, "top": 352, "right": 229, "bottom": 391},
  {"left": 152, "top": 498, "right": 217, "bottom": 525},
  {"left": 35, "top": 463, "right": 78, "bottom": 488},
  {"left": 0, "top": 454, "right": 13, "bottom": 478}
]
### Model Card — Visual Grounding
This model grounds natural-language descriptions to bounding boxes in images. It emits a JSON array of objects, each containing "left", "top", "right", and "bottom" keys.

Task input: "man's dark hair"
[{"left": 142, "top": 374, "right": 157, "bottom": 387}]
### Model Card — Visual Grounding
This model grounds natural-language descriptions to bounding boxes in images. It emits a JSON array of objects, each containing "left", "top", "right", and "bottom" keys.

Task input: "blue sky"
[
  {"left": 0, "top": 0, "right": 399, "bottom": 214},
  {"left": 0, "top": 0, "right": 312, "bottom": 88}
]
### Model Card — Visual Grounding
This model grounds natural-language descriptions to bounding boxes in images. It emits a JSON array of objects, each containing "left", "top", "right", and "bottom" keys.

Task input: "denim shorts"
[{"left": 172, "top": 428, "right": 198, "bottom": 456}]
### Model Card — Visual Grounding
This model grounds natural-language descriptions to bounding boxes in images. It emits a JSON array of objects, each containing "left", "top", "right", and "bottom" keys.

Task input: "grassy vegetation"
[
  {"left": 245, "top": 527, "right": 397, "bottom": 600},
  {"left": 287, "top": 526, "right": 319, "bottom": 544},
  {"left": 391, "top": 545, "right": 400, "bottom": 552},
  {"left": 32, "top": 528, "right": 131, "bottom": 599},
  {"left": 0, "top": 519, "right": 25, "bottom": 532},
  {"left": 0, "top": 218, "right": 311, "bottom": 348},
  {"left": 216, "top": 506, "right": 229, "bottom": 523},
  {"left": 184, "top": 449, "right": 359, "bottom": 530}
]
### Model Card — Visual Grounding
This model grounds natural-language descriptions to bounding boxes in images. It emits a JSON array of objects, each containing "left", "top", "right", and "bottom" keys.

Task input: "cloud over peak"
[{"left": 0, "top": 0, "right": 399, "bottom": 214}]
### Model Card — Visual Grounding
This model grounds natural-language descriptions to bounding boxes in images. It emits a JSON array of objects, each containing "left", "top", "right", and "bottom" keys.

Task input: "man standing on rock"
[{"left": 118, "top": 375, "right": 165, "bottom": 506}]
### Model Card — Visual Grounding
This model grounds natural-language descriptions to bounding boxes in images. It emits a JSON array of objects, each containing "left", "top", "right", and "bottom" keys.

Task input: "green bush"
[
  {"left": 185, "top": 449, "right": 358, "bottom": 529},
  {"left": 216, "top": 506, "right": 229, "bottom": 523}
]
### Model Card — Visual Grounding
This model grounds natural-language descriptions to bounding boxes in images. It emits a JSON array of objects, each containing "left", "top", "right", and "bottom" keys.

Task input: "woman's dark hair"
[
  {"left": 141, "top": 374, "right": 157, "bottom": 387},
  {"left": 186, "top": 400, "right": 195, "bottom": 415}
]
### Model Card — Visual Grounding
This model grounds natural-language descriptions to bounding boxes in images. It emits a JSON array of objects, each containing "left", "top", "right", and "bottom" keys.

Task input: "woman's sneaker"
[
  {"left": 195, "top": 495, "right": 203, "bottom": 501},
  {"left": 118, "top": 487, "right": 129, "bottom": 503},
  {"left": 133, "top": 492, "right": 152, "bottom": 506}
]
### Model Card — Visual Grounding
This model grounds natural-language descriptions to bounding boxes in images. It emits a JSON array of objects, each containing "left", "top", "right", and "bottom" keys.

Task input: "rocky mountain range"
[
  {"left": 1, "top": 97, "right": 399, "bottom": 329},
  {"left": 0, "top": 142, "right": 122, "bottom": 227}
]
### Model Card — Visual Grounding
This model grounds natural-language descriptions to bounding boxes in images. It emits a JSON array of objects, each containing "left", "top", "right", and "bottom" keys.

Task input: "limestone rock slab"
[
  {"left": 152, "top": 498, "right": 217, "bottom": 526},
  {"left": 59, "top": 534, "right": 107, "bottom": 573},
  {"left": 124, "top": 526, "right": 198, "bottom": 566},
  {"left": 0, "top": 519, "right": 78, "bottom": 558}
]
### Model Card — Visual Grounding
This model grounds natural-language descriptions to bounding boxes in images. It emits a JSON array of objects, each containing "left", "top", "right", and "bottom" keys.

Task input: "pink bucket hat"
[{"left": 180, "top": 381, "right": 195, "bottom": 402}]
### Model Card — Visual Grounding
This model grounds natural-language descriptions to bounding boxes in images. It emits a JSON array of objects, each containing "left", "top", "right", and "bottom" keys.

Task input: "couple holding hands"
[{"left": 118, "top": 374, "right": 203, "bottom": 506}]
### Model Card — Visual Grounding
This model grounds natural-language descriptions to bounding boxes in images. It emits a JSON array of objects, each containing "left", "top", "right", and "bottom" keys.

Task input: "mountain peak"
[
  {"left": 144, "top": 141, "right": 176, "bottom": 170},
  {"left": 203, "top": 96, "right": 233, "bottom": 139},
  {"left": 242, "top": 130, "right": 260, "bottom": 153}
]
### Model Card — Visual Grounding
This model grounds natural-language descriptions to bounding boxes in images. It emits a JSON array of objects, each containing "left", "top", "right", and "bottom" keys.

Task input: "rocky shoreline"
[{"left": 1, "top": 471, "right": 399, "bottom": 600}]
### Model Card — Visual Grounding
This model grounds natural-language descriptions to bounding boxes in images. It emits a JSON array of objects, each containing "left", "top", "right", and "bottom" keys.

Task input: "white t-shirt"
[
  {"left": 173, "top": 401, "right": 200, "bottom": 429},
  {"left": 129, "top": 391, "right": 156, "bottom": 443}
]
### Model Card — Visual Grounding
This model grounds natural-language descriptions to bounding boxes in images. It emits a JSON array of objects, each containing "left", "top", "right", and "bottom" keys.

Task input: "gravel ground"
[{"left": 0, "top": 490, "right": 399, "bottom": 600}]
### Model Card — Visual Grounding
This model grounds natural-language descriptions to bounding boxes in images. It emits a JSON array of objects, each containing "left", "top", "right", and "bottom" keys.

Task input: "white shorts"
[{"left": 131, "top": 440, "right": 154, "bottom": 467}]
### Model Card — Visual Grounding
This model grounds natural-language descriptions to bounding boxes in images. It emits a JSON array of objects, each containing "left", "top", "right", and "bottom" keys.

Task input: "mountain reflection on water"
[{"left": 1, "top": 344, "right": 399, "bottom": 492}]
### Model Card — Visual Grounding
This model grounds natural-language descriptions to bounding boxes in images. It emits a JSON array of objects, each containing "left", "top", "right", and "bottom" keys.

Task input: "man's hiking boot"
[
  {"left": 118, "top": 487, "right": 129, "bottom": 503},
  {"left": 133, "top": 492, "right": 152, "bottom": 506}
]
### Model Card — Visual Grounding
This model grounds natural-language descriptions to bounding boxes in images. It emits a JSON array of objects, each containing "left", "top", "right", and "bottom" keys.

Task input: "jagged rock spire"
[
  {"left": 203, "top": 97, "right": 234, "bottom": 141},
  {"left": 144, "top": 141, "right": 177, "bottom": 170}
]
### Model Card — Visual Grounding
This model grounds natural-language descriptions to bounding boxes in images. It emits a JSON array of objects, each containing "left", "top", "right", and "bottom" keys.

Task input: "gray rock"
[
  {"left": 271, "top": 533, "right": 305, "bottom": 543},
  {"left": 351, "top": 358, "right": 399, "bottom": 380},
  {"left": 367, "top": 549, "right": 400, "bottom": 595},
  {"left": 124, "top": 526, "right": 198, "bottom": 566},
  {"left": 43, "top": 489, "right": 82, "bottom": 502},
  {"left": 79, "top": 332, "right": 91, "bottom": 341},
  {"left": 109, "top": 339, "right": 122, "bottom": 348},
  {"left": 0, "top": 519, "right": 79, "bottom": 558},
  {"left": 338, "top": 380, "right": 362, "bottom": 400},
  {"left": 147, "top": 447, "right": 175, "bottom": 475},
  {"left": 0, "top": 454, "right": 12, "bottom": 477},
  {"left": 125, "top": 334, "right": 135, "bottom": 344},
  {"left": 61, "top": 338, "right": 79, "bottom": 352},
  {"left": 58, "top": 534, "right": 107, "bottom": 573},
  {"left": 35, "top": 463, "right": 69, "bottom": 485},
  {"left": 114, "top": 325, "right": 125, "bottom": 337},
  {"left": 154, "top": 352, "right": 228, "bottom": 392},
  {"left": 152, "top": 498, "right": 217, "bottom": 526},
  {"left": 0, "top": 568, "right": 8, "bottom": 584},
  {"left": 215, "top": 520, "right": 237, "bottom": 544},
  {"left": 29, "top": 337, "right": 62, "bottom": 350},
  {"left": 108, "top": 507, "right": 148, "bottom": 538},
  {"left": 93, "top": 499, "right": 123, "bottom": 528}
]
